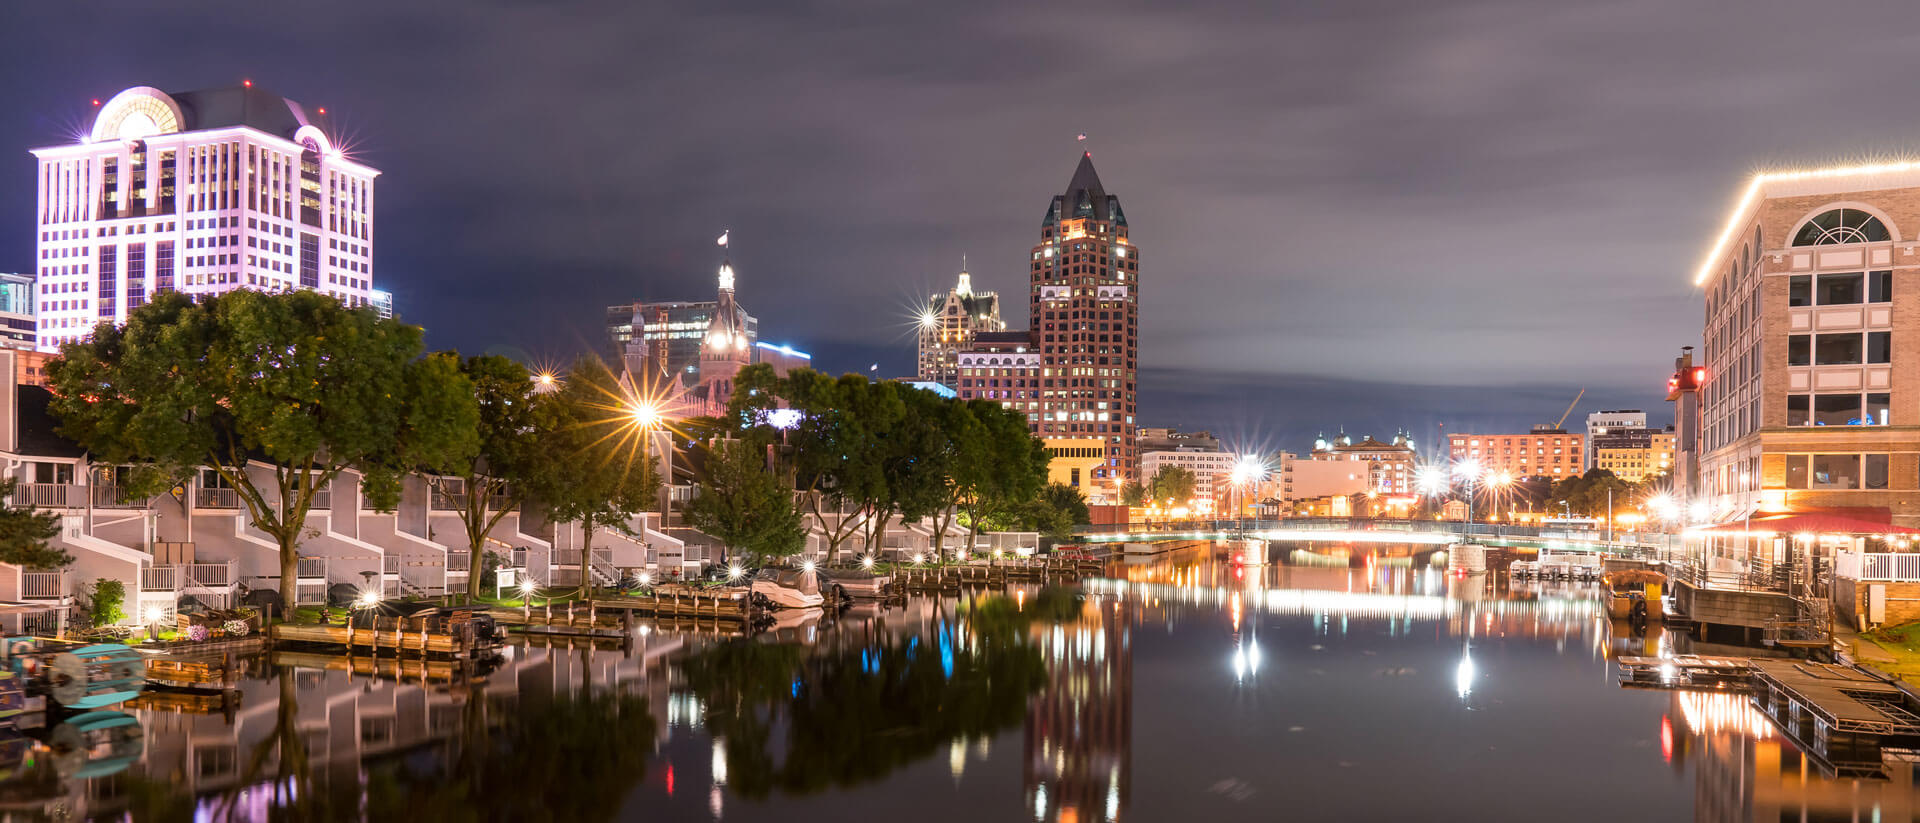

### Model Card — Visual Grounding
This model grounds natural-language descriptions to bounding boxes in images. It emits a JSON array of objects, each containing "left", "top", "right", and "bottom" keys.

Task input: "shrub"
[
  {"left": 223, "top": 619, "right": 251, "bottom": 637},
  {"left": 186, "top": 624, "right": 209, "bottom": 642},
  {"left": 89, "top": 578, "right": 127, "bottom": 627}
]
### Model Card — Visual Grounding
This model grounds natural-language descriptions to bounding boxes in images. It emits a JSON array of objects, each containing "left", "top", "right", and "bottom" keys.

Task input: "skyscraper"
[
  {"left": 1030, "top": 152, "right": 1139, "bottom": 481},
  {"left": 916, "top": 265, "right": 1003, "bottom": 388},
  {"left": 955, "top": 152, "right": 1142, "bottom": 484},
  {"left": 29, "top": 84, "right": 381, "bottom": 350}
]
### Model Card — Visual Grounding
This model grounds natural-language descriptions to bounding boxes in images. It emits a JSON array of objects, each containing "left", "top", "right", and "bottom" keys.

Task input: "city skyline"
[{"left": 12, "top": 2, "right": 1911, "bottom": 445}]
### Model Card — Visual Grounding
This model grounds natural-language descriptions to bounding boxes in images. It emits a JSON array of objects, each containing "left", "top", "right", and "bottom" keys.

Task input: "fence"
[
  {"left": 21, "top": 571, "right": 65, "bottom": 600},
  {"left": 447, "top": 553, "right": 471, "bottom": 573},
  {"left": 197, "top": 487, "right": 241, "bottom": 508},
  {"left": 140, "top": 566, "right": 180, "bottom": 592},
  {"left": 296, "top": 557, "right": 328, "bottom": 579},
  {"left": 13, "top": 483, "right": 76, "bottom": 508},
  {"left": 185, "top": 563, "right": 234, "bottom": 588},
  {"left": 1837, "top": 551, "right": 1920, "bottom": 582},
  {"left": 91, "top": 485, "right": 145, "bottom": 508}
]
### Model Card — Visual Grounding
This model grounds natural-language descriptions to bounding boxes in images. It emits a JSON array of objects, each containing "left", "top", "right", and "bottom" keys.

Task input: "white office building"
[{"left": 30, "top": 83, "right": 380, "bottom": 350}]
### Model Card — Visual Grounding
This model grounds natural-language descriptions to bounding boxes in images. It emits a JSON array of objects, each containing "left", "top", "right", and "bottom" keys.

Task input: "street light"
[
  {"left": 1230, "top": 455, "right": 1268, "bottom": 522},
  {"left": 1452, "top": 459, "right": 1484, "bottom": 525},
  {"left": 143, "top": 606, "right": 164, "bottom": 643}
]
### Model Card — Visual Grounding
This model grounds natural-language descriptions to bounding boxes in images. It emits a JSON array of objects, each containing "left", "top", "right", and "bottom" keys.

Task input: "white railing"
[
  {"left": 197, "top": 487, "right": 241, "bottom": 508},
  {"left": 186, "top": 562, "right": 234, "bottom": 588},
  {"left": 296, "top": 557, "right": 327, "bottom": 579},
  {"left": 1844, "top": 551, "right": 1920, "bottom": 582},
  {"left": 382, "top": 555, "right": 401, "bottom": 575},
  {"left": 140, "top": 566, "right": 180, "bottom": 592},
  {"left": 14, "top": 483, "right": 76, "bottom": 508},
  {"left": 447, "top": 552, "right": 471, "bottom": 573},
  {"left": 92, "top": 485, "right": 145, "bottom": 508},
  {"left": 22, "top": 571, "right": 65, "bottom": 600}
]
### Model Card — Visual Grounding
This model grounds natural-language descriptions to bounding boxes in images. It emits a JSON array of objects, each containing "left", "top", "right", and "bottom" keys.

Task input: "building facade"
[
  {"left": 30, "top": 84, "right": 380, "bottom": 351},
  {"left": 1594, "top": 431, "right": 1676, "bottom": 483},
  {"left": 0, "top": 273, "right": 34, "bottom": 350},
  {"left": 1140, "top": 447, "right": 1235, "bottom": 510},
  {"left": 1691, "top": 163, "right": 1920, "bottom": 525},
  {"left": 1585, "top": 409, "right": 1648, "bottom": 465},
  {"left": 1309, "top": 431, "right": 1418, "bottom": 496},
  {"left": 609, "top": 298, "right": 760, "bottom": 383},
  {"left": 916, "top": 267, "right": 1002, "bottom": 388},
  {"left": 1447, "top": 426, "right": 1585, "bottom": 479}
]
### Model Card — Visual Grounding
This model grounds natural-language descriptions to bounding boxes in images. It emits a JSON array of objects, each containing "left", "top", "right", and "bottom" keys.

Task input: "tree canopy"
[
  {"left": 523, "top": 355, "right": 660, "bottom": 593},
  {"left": 686, "top": 439, "right": 807, "bottom": 566},
  {"left": 47, "top": 289, "right": 479, "bottom": 608},
  {"left": 0, "top": 480, "right": 68, "bottom": 570}
]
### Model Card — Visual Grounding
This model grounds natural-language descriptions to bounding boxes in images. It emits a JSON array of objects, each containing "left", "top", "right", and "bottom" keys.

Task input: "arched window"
[{"left": 1792, "top": 208, "right": 1890, "bottom": 246}]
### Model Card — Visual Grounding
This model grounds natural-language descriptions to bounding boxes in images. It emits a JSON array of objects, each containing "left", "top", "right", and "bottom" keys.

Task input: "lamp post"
[
  {"left": 1452, "top": 459, "right": 1483, "bottom": 526},
  {"left": 629, "top": 400, "right": 664, "bottom": 520},
  {"left": 143, "top": 606, "right": 163, "bottom": 643}
]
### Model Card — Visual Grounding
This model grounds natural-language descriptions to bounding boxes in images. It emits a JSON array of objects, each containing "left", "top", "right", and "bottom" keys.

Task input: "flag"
[
  {"left": 1077, "top": 133, "right": 1087, "bottom": 141},
  {"left": 868, "top": 363, "right": 878, "bottom": 371},
  {"left": 716, "top": 231, "right": 729, "bottom": 247}
]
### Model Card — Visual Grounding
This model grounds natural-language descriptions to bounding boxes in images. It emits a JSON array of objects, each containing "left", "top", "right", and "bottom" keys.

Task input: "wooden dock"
[
  {"left": 1751, "top": 660, "right": 1920, "bottom": 766},
  {"left": 894, "top": 560, "right": 1100, "bottom": 592},
  {"left": 1618, "top": 655, "right": 1755, "bottom": 691},
  {"left": 270, "top": 622, "right": 471, "bottom": 655}
]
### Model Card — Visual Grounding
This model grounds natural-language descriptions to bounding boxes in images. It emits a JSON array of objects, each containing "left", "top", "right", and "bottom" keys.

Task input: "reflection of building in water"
[
  {"left": 50, "top": 638, "right": 675, "bottom": 818},
  {"left": 1670, "top": 690, "right": 1920, "bottom": 821},
  {"left": 1026, "top": 597, "right": 1131, "bottom": 822}
]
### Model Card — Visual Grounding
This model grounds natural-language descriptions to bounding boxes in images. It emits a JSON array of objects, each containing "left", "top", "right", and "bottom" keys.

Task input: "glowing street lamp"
[
  {"left": 143, "top": 605, "right": 164, "bottom": 642},
  {"left": 1229, "top": 455, "right": 1268, "bottom": 521},
  {"left": 1452, "top": 459, "right": 1486, "bottom": 526}
]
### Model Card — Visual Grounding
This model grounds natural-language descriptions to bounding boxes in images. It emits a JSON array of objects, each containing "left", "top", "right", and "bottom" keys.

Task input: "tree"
[
  {"left": 47, "top": 290, "right": 480, "bottom": 612},
  {"left": 524, "top": 355, "right": 660, "bottom": 593},
  {"left": 89, "top": 578, "right": 126, "bottom": 627},
  {"left": 1146, "top": 465, "right": 1198, "bottom": 506},
  {"left": 954, "top": 401, "right": 1048, "bottom": 562},
  {"left": 0, "top": 480, "right": 68, "bottom": 570},
  {"left": 686, "top": 439, "right": 806, "bottom": 567},
  {"left": 1119, "top": 481, "right": 1146, "bottom": 507},
  {"left": 433, "top": 355, "right": 546, "bottom": 602},
  {"left": 727, "top": 366, "right": 878, "bottom": 561},
  {"left": 1020, "top": 483, "right": 1090, "bottom": 542}
]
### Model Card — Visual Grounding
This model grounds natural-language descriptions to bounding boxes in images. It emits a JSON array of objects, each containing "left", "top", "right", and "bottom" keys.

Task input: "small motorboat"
[
  {"left": 752, "top": 568, "right": 825, "bottom": 610},
  {"left": 816, "top": 567, "right": 893, "bottom": 600}
]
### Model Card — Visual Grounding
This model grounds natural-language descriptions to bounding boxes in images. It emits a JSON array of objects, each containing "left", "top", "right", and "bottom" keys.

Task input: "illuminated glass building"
[
  {"left": 29, "top": 83, "right": 381, "bottom": 351},
  {"left": 917, "top": 266, "right": 1003, "bottom": 388},
  {"left": 608, "top": 298, "right": 759, "bottom": 382}
]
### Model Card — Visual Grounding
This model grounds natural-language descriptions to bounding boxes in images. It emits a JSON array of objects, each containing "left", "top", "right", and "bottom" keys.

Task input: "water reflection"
[{"left": 6, "top": 541, "right": 1920, "bottom": 820}]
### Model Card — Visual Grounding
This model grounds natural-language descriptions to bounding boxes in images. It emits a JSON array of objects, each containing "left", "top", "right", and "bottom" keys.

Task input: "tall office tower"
[
  {"left": 1030, "top": 152, "right": 1139, "bottom": 481},
  {"left": 916, "top": 265, "right": 1003, "bottom": 388},
  {"left": 30, "top": 84, "right": 380, "bottom": 350}
]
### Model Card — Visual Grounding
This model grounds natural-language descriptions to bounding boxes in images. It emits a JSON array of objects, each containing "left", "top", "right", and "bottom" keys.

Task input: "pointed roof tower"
[{"left": 1043, "top": 151, "right": 1126, "bottom": 227}]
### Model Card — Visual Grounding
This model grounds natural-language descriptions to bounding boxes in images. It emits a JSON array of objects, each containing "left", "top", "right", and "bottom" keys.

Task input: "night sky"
[{"left": 3, "top": 2, "right": 1909, "bottom": 455}]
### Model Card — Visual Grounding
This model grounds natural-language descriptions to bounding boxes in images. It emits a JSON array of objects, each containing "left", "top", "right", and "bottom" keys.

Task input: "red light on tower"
[
  {"left": 1693, "top": 367, "right": 1707, "bottom": 384},
  {"left": 318, "top": 107, "right": 326, "bottom": 115},
  {"left": 90, "top": 99, "right": 100, "bottom": 106},
  {"left": 242, "top": 79, "right": 252, "bottom": 88}
]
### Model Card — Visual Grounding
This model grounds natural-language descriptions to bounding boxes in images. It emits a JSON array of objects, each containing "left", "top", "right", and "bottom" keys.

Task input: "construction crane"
[{"left": 1553, "top": 389, "right": 1585, "bottom": 430}]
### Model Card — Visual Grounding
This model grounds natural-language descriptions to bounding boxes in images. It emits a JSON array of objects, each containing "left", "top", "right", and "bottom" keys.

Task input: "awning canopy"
[{"left": 1693, "top": 507, "right": 1920, "bottom": 536}]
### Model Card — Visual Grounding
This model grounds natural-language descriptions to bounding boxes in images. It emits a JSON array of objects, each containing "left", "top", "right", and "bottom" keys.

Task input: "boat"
[
  {"left": 0, "top": 639, "right": 145, "bottom": 710},
  {"left": 816, "top": 567, "right": 894, "bottom": 599},
  {"left": 44, "top": 711, "right": 143, "bottom": 779},
  {"left": 752, "top": 569, "right": 825, "bottom": 609}
]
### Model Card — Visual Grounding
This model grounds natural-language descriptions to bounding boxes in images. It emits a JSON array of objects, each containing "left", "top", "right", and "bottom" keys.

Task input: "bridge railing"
[{"left": 1076, "top": 517, "right": 1677, "bottom": 552}]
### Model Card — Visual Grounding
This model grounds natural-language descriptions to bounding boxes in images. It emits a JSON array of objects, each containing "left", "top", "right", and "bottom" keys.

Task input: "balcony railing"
[
  {"left": 22, "top": 571, "right": 66, "bottom": 600},
  {"left": 296, "top": 557, "right": 327, "bottom": 579},
  {"left": 197, "top": 487, "right": 241, "bottom": 509},
  {"left": 91, "top": 485, "right": 146, "bottom": 508},
  {"left": 185, "top": 562, "right": 234, "bottom": 588},
  {"left": 1838, "top": 551, "right": 1920, "bottom": 582},
  {"left": 14, "top": 483, "right": 77, "bottom": 508},
  {"left": 382, "top": 555, "right": 401, "bottom": 575},
  {"left": 447, "top": 552, "right": 471, "bottom": 574},
  {"left": 140, "top": 566, "right": 180, "bottom": 592},
  {"left": 430, "top": 489, "right": 514, "bottom": 512}
]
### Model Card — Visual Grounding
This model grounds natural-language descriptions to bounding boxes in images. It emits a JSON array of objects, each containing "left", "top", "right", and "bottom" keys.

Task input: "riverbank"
[{"left": 1842, "top": 622, "right": 1920, "bottom": 681}]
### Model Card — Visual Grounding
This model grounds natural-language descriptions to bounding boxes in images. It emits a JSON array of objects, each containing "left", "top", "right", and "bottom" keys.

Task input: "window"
[
  {"left": 1870, "top": 331, "right": 1891, "bottom": 364},
  {"left": 1867, "top": 454, "right": 1890, "bottom": 490},
  {"left": 1812, "top": 454, "right": 1862, "bottom": 489},
  {"left": 1871, "top": 270, "right": 1894, "bottom": 302},
  {"left": 1790, "top": 275, "right": 1812, "bottom": 307},
  {"left": 1785, "top": 455, "right": 1810, "bottom": 489},
  {"left": 1869, "top": 393, "right": 1891, "bottom": 425},
  {"left": 1793, "top": 209, "right": 1891, "bottom": 246},
  {"left": 1788, "top": 334, "right": 1810, "bottom": 366},
  {"left": 1815, "top": 333, "right": 1863, "bottom": 364},
  {"left": 1818, "top": 273, "right": 1864, "bottom": 305},
  {"left": 1814, "top": 393, "right": 1863, "bottom": 426}
]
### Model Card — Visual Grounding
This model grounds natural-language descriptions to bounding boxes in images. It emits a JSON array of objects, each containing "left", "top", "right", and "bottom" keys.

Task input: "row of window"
[
  {"left": 1787, "top": 271, "right": 1892, "bottom": 307},
  {"left": 1785, "top": 393, "right": 1891, "bottom": 426},
  {"left": 1787, "top": 332, "right": 1891, "bottom": 365},
  {"left": 1784, "top": 453, "right": 1890, "bottom": 490}
]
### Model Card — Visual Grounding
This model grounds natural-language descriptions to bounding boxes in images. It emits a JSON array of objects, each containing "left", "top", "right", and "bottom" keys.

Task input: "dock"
[
  {"left": 270, "top": 648, "right": 488, "bottom": 682},
  {"left": 1618, "top": 655, "right": 1755, "bottom": 691},
  {"left": 269, "top": 622, "right": 474, "bottom": 655},
  {"left": 1751, "top": 660, "right": 1920, "bottom": 767}
]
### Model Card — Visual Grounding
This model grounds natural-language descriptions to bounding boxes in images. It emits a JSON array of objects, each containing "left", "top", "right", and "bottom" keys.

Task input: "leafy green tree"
[
  {"left": 89, "top": 578, "right": 126, "bottom": 627},
  {"left": 1146, "top": 465, "right": 1198, "bottom": 506},
  {"left": 727, "top": 366, "right": 878, "bottom": 560},
  {"left": 955, "top": 401, "right": 1049, "bottom": 560},
  {"left": 0, "top": 479, "right": 68, "bottom": 570},
  {"left": 432, "top": 355, "right": 546, "bottom": 602},
  {"left": 686, "top": 438, "right": 806, "bottom": 566},
  {"left": 47, "top": 290, "right": 480, "bottom": 611},
  {"left": 1020, "top": 482, "right": 1090, "bottom": 541},
  {"left": 1119, "top": 481, "right": 1146, "bottom": 507},
  {"left": 919, "top": 399, "right": 983, "bottom": 561},
  {"left": 524, "top": 355, "right": 659, "bottom": 594}
]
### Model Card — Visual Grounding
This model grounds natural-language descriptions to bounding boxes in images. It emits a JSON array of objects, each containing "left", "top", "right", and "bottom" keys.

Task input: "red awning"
[{"left": 1694, "top": 507, "right": 1920, "bottom": 536}]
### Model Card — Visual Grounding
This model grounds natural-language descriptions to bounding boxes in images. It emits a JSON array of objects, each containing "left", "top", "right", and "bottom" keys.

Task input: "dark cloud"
[{"left": 2, "top": 1, "right": 1907, "bottom": 444}]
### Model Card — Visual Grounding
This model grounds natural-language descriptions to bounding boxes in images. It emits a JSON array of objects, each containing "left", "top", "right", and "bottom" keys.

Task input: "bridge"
[{"left": 1074, "top": 517, "right": 1677, "bottom": 555}]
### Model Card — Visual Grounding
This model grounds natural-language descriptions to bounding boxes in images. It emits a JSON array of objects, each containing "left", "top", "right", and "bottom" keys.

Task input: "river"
[{"left": 6, "top": 542, "right": 1917, "bottom": 821}]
